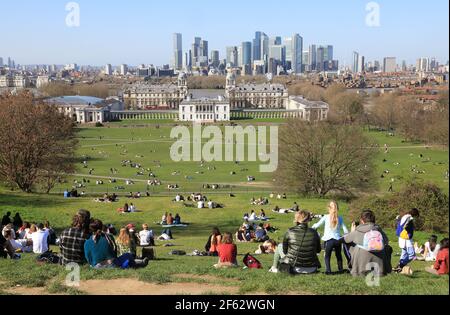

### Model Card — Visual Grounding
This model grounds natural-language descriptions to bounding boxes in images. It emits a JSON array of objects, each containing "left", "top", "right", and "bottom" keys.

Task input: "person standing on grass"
[
  {"left": 214, "top": 232, "right": 238, "bottom": 268},
  {"left": 312, "top": 201, "right": 349, "bottom": 275},
  {"left": 425, "top": 238, "right": 449, "bottom": 276},
  {"left": 59, "top": 210, "right": 91, "bottom": 265},
  {"left": 394, "top": 208, "right": 420, "bottom": 272}
]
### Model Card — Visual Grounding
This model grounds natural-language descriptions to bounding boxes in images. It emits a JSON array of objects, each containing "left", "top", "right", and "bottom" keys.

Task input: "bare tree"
[
  {"left": 0, "top": 91, "right": 77, "bottom": 193},
  {"left": 275, "top": 120, "right": 377, "bottom": 197}
]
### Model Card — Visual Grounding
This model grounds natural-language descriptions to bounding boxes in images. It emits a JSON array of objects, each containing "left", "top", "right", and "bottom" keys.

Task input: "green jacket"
[{"left": 283, "top": 223, "right": 322, "bottom": 268}]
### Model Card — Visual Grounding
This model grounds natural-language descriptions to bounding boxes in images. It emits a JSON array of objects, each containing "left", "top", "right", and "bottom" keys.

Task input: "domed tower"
[
  {"left": 225, "top": 70, "right": 236, "bottom": 98},
  {"left": 177, "top": 72, "right": 188, "bottom": 95}
]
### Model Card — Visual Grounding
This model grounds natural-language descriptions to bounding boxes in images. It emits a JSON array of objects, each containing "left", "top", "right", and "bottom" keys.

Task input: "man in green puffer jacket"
[{"left": 280, "top": 210, "right": 322, "bottom": 274}]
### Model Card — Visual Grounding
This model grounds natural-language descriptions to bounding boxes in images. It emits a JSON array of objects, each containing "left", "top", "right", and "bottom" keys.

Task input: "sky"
[{"left": 0, "top": 0, "right": 448, "bottom": 67}]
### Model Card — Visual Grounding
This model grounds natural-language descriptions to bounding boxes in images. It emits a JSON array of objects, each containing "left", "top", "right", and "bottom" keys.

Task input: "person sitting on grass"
[
  {"left": 341, "top": 209, "right": 391, "bottom": 277},
  {"left": 311, "top": 201, "right": 349, "bottom": 275},
  {"left": 174, "top": 214, "right": 181, "bottom": 225},
  {"left": 116, "top": 228, "right": 138, "bottom": 258},
  {"left": 117, "top": 203, "right": 130, "bottom": 214},
  {"left": 44, "top": 221, "right": 57, "bottom": 246},
  {"left": 208, "top": 227, "right": 222, "bottom": 256},
  {"left": 59, "top": 209, "right": 91, "bottom": 266},
  {"left": 249, "top": 210, "right": 257, "bottom": 222},
  {"left": 0, "top": 230, "right": 18, "bottom": 259},
  {"left": 254, "top": 224, "right": 269, "bottom": 242},
  {"left": 425, "top": 238, "right": 449, "bottom": 276},
  {"left": 417, "top": 235, "right": 441, "bottom": 262},
  {"left": 1, "top": 211, "right": 12, "bottom": 227},
  {"left": 236, "top": 225, "right": 251, "bottom": 243},
  {"left": 17, "top": 222, "right": 30, "bottom": 239},
  {"left": 277, "top": 211, "right": 322, "bottom": 275},
  {"left": 214, "top": 232, "right": 238, "bottom": 269},
  {"left": 13, "top": 213, "right": 23, "bottom": 231},
  {"left": 161, "top": 212, "right": 168, "bottom": 225},
  {"left": 2, "top": 228, "right": 32, "bottom": 254},
  {"left": 259, "top": 210, "right": 267, "bottom": 221},
  {"left": 256, "top": 239, "right": 277, "bottom": 255},
  {"left": 139, "top": 224, "right": 155, "bottom": 247},
  {"left": 31, "top": 223, "right": 49, "bottom": 254},
  {"left": 157, "top": 229, "right": 173, "bottom": 241},
  {"left": 84, "top": 219, "right": 116, "bottom": 268},
  {"left": 167, "top": 213, "right": 174, "bottom": 225}
]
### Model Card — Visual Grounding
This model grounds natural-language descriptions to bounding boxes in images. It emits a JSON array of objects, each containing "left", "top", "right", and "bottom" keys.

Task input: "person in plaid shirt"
[{"left": 59, "top": 210, "right": 91, "bottom": 265}]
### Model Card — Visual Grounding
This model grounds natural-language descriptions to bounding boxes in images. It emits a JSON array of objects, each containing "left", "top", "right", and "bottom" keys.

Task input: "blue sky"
[{"left": 0, "top": 0, "right": 448, "bottom": 66}]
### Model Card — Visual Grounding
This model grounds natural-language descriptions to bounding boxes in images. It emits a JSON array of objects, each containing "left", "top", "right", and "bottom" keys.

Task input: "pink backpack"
[{"left": 359, "top": 230, "right": 385, "bottom": 252}]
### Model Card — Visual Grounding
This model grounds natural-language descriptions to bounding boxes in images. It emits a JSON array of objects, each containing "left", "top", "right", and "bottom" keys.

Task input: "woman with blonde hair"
[
  {"left": 116, "top": 228, "right": 137, "bottom": 257},
  {"left": 312, "top": 201, "right": 349, "bottom": 275}
]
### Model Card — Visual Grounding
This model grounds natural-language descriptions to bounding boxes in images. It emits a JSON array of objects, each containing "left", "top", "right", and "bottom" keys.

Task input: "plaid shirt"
[{"left": 59, "top": 227, "right": 90, "bottom": 265}]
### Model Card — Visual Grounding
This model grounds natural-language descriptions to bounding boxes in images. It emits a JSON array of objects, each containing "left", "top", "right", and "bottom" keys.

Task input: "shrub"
[
  {"left": 350, "top": 181, "right": 449, "bottom": 233},
  {"left": 95, "top": 122, "right": 104, "bottom": 127}
]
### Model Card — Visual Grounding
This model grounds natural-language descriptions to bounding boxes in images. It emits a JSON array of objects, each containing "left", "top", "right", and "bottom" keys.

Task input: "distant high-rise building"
[
  {"left": 352, "top": 51, "right": 360, "bottom": 73},
  {"left": 416, "top": 57, "right": 429, "bottom": 72},
  {"left": 105, "top": 64, "right": 112, "bottom": 75},
  {"left": 0, "top": 57, "right": 3, "bottom": 67},
  {"left": 200, "top": 40, "right": 208, "bottom": 59},
  {"left": 302, "top": 51, "right": 309, "bottom": 72},
  {"left": 120, "top": 64, "right": 128, "bottom": 75},
  {"left": 326, "top": 45, "right": 333, "bottom": 61},
  {"left": 253, "top": 31, "right": 262, "bottom": 61},
  {"left": 173, "top": 33, "right": 183, "bottom": 70},
  {"left": 383, "top": 57, "right": 396, "bottom": 73},
  {"left": 269, "top": 45, "right": 286, "bottom": 67},
  {"left": 211, "top": 50, "right": 220, "bottom": 67},
  {"left": 316, "top": 46, "right": 325, "bottom": 72},
  {"left": 401, "top": 60, "right": 407, "bottom": 72},
  {"left": 7, "top": 57, "right": 12, "bottom": 68},
  {"left": 241, "top": 42, "right": 252, "bottom": 67},
  {"left": 358, "top": 55, "right": 365, "bottom": 73},
  {"left": 269, "top": 36, "right": 282, "bottom": 46},
  {"left": 309, "top": 45, "right": 317, "bottom": 71},
  {"left": 226, "top": 46, "right": 238, "bottom": 67},
  {"left": 284, "top": 34, "right": 303, "bottom": 74}
]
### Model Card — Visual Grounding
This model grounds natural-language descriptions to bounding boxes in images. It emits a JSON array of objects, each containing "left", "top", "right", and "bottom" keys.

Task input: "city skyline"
[{"left": 0, "top": 0, "right": 449, "bottom": 66}]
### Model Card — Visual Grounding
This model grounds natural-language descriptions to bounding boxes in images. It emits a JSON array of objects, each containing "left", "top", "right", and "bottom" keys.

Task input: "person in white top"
[
  {"left": 139, "top": 224, "right": 154, "bottom": 246},
  {"left": 249, "top": 211, "right": 257, "bottom": 222},
  {"left": 418, "top": 235, "right": 441, "bottom": 262},
  {"left": 198, "top": 200, "right": 205, "bottom": 209},
  {"left": 31, "top": 223, "right": 49, "bottom": 254},
  {"left": 129, "top": 203, "right": 137, "bottom": 213}
]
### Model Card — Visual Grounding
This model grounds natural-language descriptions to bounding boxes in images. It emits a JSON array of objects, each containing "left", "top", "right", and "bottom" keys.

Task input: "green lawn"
[{"left": 0, "top": 123, "right": 448, "bottom": 295}]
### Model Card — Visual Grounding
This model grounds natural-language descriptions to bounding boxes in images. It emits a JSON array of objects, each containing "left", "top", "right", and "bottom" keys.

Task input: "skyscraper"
[
  {"left": 316, "top": 46, "right": 325, "bottom": 72},
  {"left": 200, "top": 40, "right": 208, "bottom": 60},
  {"left": 358, "top": 55, "right": 365, "bottom": 73},
  {"left": 226, "top": 46, "right": 238, "bottom": 67},
  {"left": 352, "top": 51, "right": 360, "bottom": 73},
  {"left": 173, "top": 33, "right": 183, "bottom": 70},
  {"left": 284, "top": 34, "right": 303, "bottom": 74},
  {"left": 309, "top": 45, "right": 317, "bottom": 71},
  {"left": 241, "top": 42, "right": 252, "bottom": 67},
  {"left": 302, "top": 51, "right": 309, "bottom": 72},
  {"left": 120, "top": 64, "right": 128, "bottom": 75},
  {"left": 253, "top": 31, "right": 262, "bottom": 61},
  {"left": 383, "top": 57, "right": 397, "bottom": 73},
  {"left": 211, "top": 50, "right": 220, "bottom": 67},
  {"left": 0, "top": 57, "right": 3, "bottom": 67},
  {"left": 105, "top": 64, "right": 112, "bottom": 75}
]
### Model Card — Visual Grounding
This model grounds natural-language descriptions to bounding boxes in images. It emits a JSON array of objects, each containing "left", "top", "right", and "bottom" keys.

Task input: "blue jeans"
[{"left": 399, "top": 246, "right": 416, "bottom": 268}]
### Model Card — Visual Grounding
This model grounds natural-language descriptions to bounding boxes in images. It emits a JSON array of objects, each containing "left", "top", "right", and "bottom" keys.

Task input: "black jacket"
[{"left": 283, "top": 223, "right": 322, "bottom": 268}]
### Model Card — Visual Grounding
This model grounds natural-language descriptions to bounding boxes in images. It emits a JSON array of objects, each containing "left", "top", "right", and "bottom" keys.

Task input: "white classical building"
[
  {"left": 225, "top": 71, "right": 288, "bottom": 109},
  {"left": 179, "top": 96, "right": 230, "bottom": 123},
  {"left": 0, "top": 74, "right": 30, "bottom": 88},
  {"left": 45, "top": 96, "right": 124, "bottom": 124},
  {"left": 287, "top": 96, "right": 329, "bottom": 121},
  {"left": 123, "top": 72, "right": 189, "bottom": 109}
]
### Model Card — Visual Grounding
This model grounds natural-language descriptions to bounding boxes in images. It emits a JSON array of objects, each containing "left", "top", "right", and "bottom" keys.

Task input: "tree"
[
  {"left": 275, "top": 120, "right": 377, "bottom": 197},
  {"left": 327, "top": 92, "right": 365, "bottom": 125},
  {"left": 0, "top": 91, "right": 77, "bottom": 193}
]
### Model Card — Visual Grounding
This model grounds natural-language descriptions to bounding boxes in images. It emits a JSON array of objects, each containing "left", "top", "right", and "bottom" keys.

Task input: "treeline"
[
  {"left": 288, "top": 82, "right": 449, "bottom": 146},
  {"left": 39, "top": 82, "right": 118, "bottom": 99}
]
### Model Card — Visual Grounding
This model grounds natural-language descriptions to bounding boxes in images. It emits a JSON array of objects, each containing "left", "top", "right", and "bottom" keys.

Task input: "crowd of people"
[{"left": 1, "top": 201, "right": 448, "bottom": 278}]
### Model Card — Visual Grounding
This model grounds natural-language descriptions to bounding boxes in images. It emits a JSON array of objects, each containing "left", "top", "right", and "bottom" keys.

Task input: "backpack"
[
  {"left": 359, "top": 230, "right": 385, "bottom": 252},
  {"left": 396, "top": 217, "right": 411, "bottom": 240},
  {"left": 243, "top": 253, "right": 262, "bottom": 269},
  {"left": 36, "top": 251, "right": 60, "bottom": 264}
]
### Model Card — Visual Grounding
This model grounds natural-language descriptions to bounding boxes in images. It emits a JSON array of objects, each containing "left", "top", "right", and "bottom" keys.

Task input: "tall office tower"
[
  {"left": 191, "top": 37, "right": 202, "bottom": 66},
  {"left": 105, "top": 64, "right": 112, "bottom": 75},
  {"left": 430, "top": 58, "right": 437, "bottom": 71},
  {"left": 269, "top": 45, "right": 286, "bottom": 67},
  {"left": 211, "top": 50, "right": 220, "bottom": 67},
  {"left": 283, "top": 34, "right": 303, "bottom": 74},
  {"left": 120, "top": 64, "right": 128, "bottom": 75},
  {"left": 302, "top": 51, "right": 309, "bottom": 72},
  {"left": 383, "top": 57, "right": 397, "bottom": 73},
  {"left": 226, "top": 46, "right": 238, "bottom": 67},
  {"left": 316, "top": 46, "right": 325, "bottom": 71},
  {"left": 0, "top": 57, "right": 3, "bottom": 67},
  {"left": 183, "top": 52, "right": 189, "bottom": 70},
  {"left": 241, "top": 42, "right": 252, "bottom": 67},
  {"left": 352, "top": 51, "right": 360, "bottom": 73},
  {"left": 7, "top": 57, "right": 12, "bottom": 68},
  {"left": 200, "top": 40, "right": 208, "bottom": 59},
  {"left": 325, "top": 45, "right": 333, "bottom": 61},
  {"left": 173, "top": 33, "right": 183, "bottom": 70},
  {"left": 374, "top": 60, "right": 380, "bottom": 72},
  {"left": 260, "top": 33, "right": 269, "bottom": 65},
  {"left": 269, "top": 36, "right": 282, "bottom": 46},
  {"left": 401, "top": 60, "right": 407, "bottom": 72},
  {"left": 358, "top": 55, "right": 365, "bottom": 73},
  {"left": 309, "top": 45, "right": 317, "bottom": 71},
  {"left": 416, "top": 57, "right": 430, "bottom": 72},
  {"left": 253, "top": 31, "right": 262, "bottom": 61}
]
